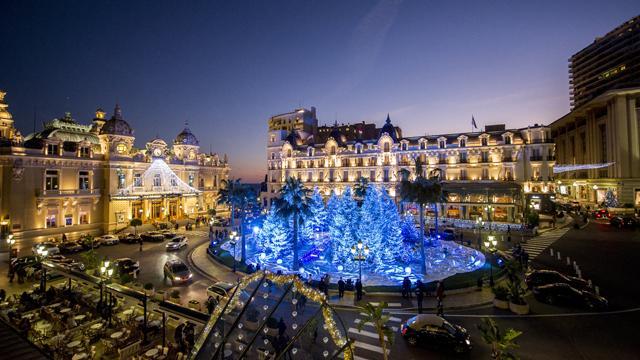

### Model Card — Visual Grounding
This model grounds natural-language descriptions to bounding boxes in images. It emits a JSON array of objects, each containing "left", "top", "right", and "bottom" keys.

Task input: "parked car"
[
  {"left": 80, "top": 237, "right": 102, "bottom": 250},
  {"left": 525, "top": 269, "right": 589, "bottom": 290},
  {"left": 58, "top": 241, "right": 84, "bottom": 254},
  {"left": 609, "top": 216, "right": 639, "bottom": 228},
  {"left": 113, "top": 258, "right": 140, "bottom": 278},
  {"left": 119, "top": 233, "right": 142, "bottom": 244},
  {"left": 47, "top": 255, "right": 86, "bottom": 272},
  {"left": 141, "top": 231, "right": 165, "bottom": 242},
  {"left": 207, "top": 282, "right": 236, "bottom": 298},
  {"left": 163, "top": 259, "right": 193, "bottom": 285},
  {"left": 32, "top": 242, "right": 60, "bottom": 256},
  {"left": 11, "top": 255, "right": 39, "bottom": 271},
  {"left": 160, "top": 230, "right": 177, "bottom": 239},
  {"left": 97, "top": 234, "right": 119, "bottom": 246},
  {"left": 593, "top": 209, "right": 610, "bottom": 219},
  {"left": 166, "top": 236, "right": 188, "bottom": 251},
  {"left": 532, "top": 283, "right": 608, "bottom": 310},
  {"left": 400, "top": 314, "right": 472, "bottom": 353}
]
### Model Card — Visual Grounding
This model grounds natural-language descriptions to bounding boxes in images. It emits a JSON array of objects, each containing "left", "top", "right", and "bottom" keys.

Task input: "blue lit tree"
[
  {"left": 378, "top": 188, "right": 404, "bottom": 263},
  {"left": 302, "top": 187, "right": 328, "bottom": 245},
  {"left": 356, "top": 185, "right": 384, "bottom": 265},
  {"left": 401, "top": 214, "right": 420, "bottom": 243},
  {"left": 330, "top": 187, "right": 359, "bottom": 266},
  {"left": 256, "top": 209, "right": 291, "bottom": 260}
]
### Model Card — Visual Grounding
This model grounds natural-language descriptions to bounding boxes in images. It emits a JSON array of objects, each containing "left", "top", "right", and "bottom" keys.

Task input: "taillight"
[{"left": 401, "top": 325, "right": 407, "bottom": 335}]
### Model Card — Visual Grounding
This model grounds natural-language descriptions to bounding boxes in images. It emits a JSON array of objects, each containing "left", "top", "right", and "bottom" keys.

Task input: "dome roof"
[
  {"left": 328, "top": 121, "right": 347, "bottom": 146},
  {"left": 379, "top": 114, "right": 398, "bottom": 142},
  {"left": 99, "top": 104, "right": 134, "bottom": 137},
  {"left": 174, "top": 125, "right": 199, "bottom": 146}
]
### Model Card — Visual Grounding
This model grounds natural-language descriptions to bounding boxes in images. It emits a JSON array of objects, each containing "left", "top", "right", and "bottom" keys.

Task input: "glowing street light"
[
  {"left": 351, "top": 240, "right": 370, "bottom": 283},
  {"left": 484, "top": 235, "right": 498, "bottom": 287}
]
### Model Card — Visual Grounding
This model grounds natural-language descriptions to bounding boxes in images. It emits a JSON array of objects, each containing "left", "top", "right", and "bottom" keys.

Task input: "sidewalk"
[{"left": 188, "top": 242, "right": 242, "bottom": 284}]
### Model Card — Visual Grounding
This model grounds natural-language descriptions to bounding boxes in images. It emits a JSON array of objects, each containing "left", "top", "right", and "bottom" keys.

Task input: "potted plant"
[
  {"left": 169, "top": 289, "right": 181, "bottom": 304},
  {"left": 155, "top": 289, "right": 166, "bottom": 302},
  {"left": 264, "top": 316, "right": 279, "bottom": 337},
  {"left": 507, "top": 280, "right": 529, "bottom": 315},
  {"left": 143, "top": 283, "right": 154, "bottom": 296},
  {"left": 477, "top": 317, "right": 522, "bottom": 359},
  {"left": 492, "top": 285, "right": 509, "bottom": 310}
]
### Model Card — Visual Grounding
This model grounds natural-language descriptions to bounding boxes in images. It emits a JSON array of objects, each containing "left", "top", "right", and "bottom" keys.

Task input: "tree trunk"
[
  {"left": 230, "top": 204, "right": 235, "bottom": 231},
  {"left": 433, "top": 202, "right": 439, "bottom": 245},
  {"left": 379, "top": 330, "right": 388, "bottom": 360},
  {"left": 419, "top": 204, "right": 426, "bottom": 275},
  {"left": 240, "top": 207, "right": 246, "bottom": 262},
  {"left": 292, "top": 214, "right": 299, "bottom": 270}
]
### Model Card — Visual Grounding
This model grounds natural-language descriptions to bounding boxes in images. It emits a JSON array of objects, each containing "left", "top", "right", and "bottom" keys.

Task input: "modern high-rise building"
[{"left": 569, "top": 16, "right": 639, "bottom": 109}]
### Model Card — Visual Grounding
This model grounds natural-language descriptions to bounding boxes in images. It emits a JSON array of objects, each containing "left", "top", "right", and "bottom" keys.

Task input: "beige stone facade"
[
  {"left": 264, "top": 111, "right": 555, "bottom": 222},
  {"left": 551, "top": 88, "right": 640, "bottom": 206},
  {"left": 0, "top": 93, "right": 229, "bottom": 252}
]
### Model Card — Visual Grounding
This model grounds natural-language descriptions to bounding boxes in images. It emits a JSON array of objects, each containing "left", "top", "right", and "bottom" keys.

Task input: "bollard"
[
  {"left": 557, "top": 251, "right": 561, "bottom": 260},
  {"left": 595, "top": 285, "right": 600, "bottom": 296},
  {"left": 566, "top": 257, "right": 571, "bottom": 266},
  {"left": 550, "top": 248, "right": 554, "bottom": 257}
]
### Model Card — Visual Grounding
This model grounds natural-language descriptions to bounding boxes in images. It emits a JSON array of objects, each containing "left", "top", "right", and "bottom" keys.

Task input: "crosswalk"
[
  {"left": 520, "top": 227, "right": 570, "bottom": 259},
  {"left": 345, "top": 303, "right": 404, "bottom": 359}
]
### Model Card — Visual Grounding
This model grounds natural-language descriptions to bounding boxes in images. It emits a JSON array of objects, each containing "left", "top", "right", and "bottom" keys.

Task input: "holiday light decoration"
[
  {"left": 120, "top": 158, "right": 200, "bottom": 195},
  {"left": 191, "top": 270, "right": 354, "bottom": 360},
  {"left": 553, "top": 162, "right": 614, "bottom": 173}
]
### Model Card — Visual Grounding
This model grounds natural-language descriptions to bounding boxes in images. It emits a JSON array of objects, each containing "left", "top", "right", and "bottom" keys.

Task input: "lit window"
[
  {"left": 171, "top": 177, "right": 178, "bottom": 187},
  {"left": 79, "top": 212, "right": 88, "bottom": 224},
  {"left": 47, "top": 144, "right": 59, "bottom": 156},
  {"left": 118, "top": 173, "right": 126, "bottom": 189},
  {"left": 78, "top": 171, "right": 90, "bottom": 190},
  {"left": 46, "top": 214, "right": 57, "bottom": 228},
  {"left": 65, "top": 215, "right": 73, "bottom": 226},
  {"left": 134, "top": 173, "right": 142, "bottom": 187},
  {"left": 116, "top": 143, "right": 127, "bottom": 154},
  {"left": 80, "top": 146, "right": 90, "bottom": 157},
  {"left": 153, "top": 174, "right": 162, "bottom": 187},
  {"left": 45, "top": 170, "right": 59, "bottom": 191},
  {"left": 459, "top": 139, "right": 466, "bottom": 148},
  {"left": 188, "top": 174, "right": 194, "bottom": 186}
]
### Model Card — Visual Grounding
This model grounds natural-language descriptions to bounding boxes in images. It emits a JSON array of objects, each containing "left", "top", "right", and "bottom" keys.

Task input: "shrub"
[
  {"left": 527, "top": 212, "right": 540, "bottom": 228},
  {"left": 120, "top": 273, "right": 133, "bottom": 284},
  {"left": 492, "top": 285, "right": 509, "bottom": 301}
]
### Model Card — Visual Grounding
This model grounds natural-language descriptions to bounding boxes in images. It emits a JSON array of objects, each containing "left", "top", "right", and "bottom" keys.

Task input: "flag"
[{"left": 472, "top": 116, "right": 478, "bottom": 130}]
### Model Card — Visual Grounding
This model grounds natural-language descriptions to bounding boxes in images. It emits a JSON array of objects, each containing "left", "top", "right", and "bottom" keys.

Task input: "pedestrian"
[
  {"left": 355, "top": 279, "right": 363, "bottom": 301},
  {"left": 415, "top": 280, "right": 424, "bottom": 314},
  {"left": 323, "top": 273, "right": 330, "bottom": 296},
  {"left": 338, "top": 277, "right": 345, "bottom": 299},
  {"left": 62, "top": 233, "right": 67, "bottom": 242},
  {"left": 174, "top": 322, "right": 185, "bottom": 353},
  {"left": 206, "top": 296, "right": 216, "bottom": 315},
  {"left": 401, "top": 277, "right": 410, "bottom": 298},
  {"left": 8, "top": 266, "right": 15, "bottom": 283},
  {"left": 277, "top": 317, "right": 287, "bottom": 336},
  {"left": 138, "top": 237, "right": 143, "bottom": 252}
]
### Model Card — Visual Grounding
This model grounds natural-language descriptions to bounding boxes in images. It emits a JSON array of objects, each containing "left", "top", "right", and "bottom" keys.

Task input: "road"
[{"left": 62, "top": 220, "right": 640, "bottom": 359}]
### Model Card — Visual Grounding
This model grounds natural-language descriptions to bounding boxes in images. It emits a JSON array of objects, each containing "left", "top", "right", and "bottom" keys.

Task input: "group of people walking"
[{"left": 402, "top": 277, "right": 446, "bottom": 315}]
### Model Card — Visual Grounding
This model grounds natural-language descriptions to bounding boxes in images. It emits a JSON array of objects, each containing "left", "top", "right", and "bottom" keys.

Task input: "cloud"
[{"left": 335, "top": 0, "right": 403, "bottom": 94}]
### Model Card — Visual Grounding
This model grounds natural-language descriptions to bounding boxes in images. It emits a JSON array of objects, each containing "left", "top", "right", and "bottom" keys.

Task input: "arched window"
[
  {"left": 383, "top": 143, "right": 390, "bottom": 152},
  {"left": 439, "top": 140, "right": 446, "bottom": 149},
  {"left": 153, "top": 174, "right": 162, "bottom": 187},
  {"left": 356, "top": 145, "right": 362, "bottom": 154},
  {"left": 504, "top": 136, "right": 512, "bottom": 145},
  {"left": 420, "top": 141, "right": 426, "bottom": 150},
  {"left": 307, "top": 147, "right": 314, "bottom": 156},
  {"left": 287, "top": 149, "right": 292, "bottom": 157},
  {"left": 330, "top": 146, "right": 336, "bottom": 155},
  {"left": 401, "top": 143, "right": 408, "bottom": 151},
  {"left": 460, "top": 139, "right": 466, "bottom": 148},
  {"left": 481, "top": 137, "right": 488, "bottom": 146}
]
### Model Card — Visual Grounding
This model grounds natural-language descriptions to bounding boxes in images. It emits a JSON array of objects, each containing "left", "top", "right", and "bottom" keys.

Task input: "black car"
[
  {"left": 525, "top": 269, "right": 589, "bottom": 290},
  {"left": 59, "top": 241, "right": 84, "bottom": 254},
  {"left": 400, "top": 314, "right": 471, "bottom": 353},
  {"left": 609, "top": 216, "right": 638, "bottom": 228},
  {"left": 119, "top": 233, "right": 142, "bottom": 244},
  {"left": 141, "top": 231, "right": 165, "bottom": 242},
  {"left": 113, "top": 258, "right": 140, "bottom": 278},
  {"left": 532, "top": 283, "right": 608, "bottom": 310},
  {"left": 11, "top": 255, "right": 39, "bottom": 272}
]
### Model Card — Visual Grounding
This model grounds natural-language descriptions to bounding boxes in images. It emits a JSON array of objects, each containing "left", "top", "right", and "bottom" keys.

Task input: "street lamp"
[
  {"left": 6, "top": 234, "right": 15, "bottom": 264},
  {"left": 484, "top": 205, "right": 494, "bottom": 231},
  {"left": 350, "top": 240, "right": 370, "bottom": 284},
  {"left": 483, "top": 235, "right": 498, "bottom": 287},
  {"left": 475, "top": 217, "right": 485, "bottom": 249},
  {"left": 229, "top": 232, "right": 239, "bottom": 272},
  {"left": 99, "top": 260, "right": 114, "bottom": 325}
]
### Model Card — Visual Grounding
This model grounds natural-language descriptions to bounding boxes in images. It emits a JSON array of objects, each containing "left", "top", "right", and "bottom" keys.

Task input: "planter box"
[
  {"left": 154, "top": 291, "right": 166, "bottom": 302},
  {"left": 509, "top": 301, "right": 529, "bottom": 315},
  {"left": 493, "top": 298, "right": 509, "bottom": 310}
]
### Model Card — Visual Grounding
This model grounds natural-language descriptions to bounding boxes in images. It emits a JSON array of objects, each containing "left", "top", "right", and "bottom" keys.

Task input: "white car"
[
  {"left": 32, "top": 242, "right": 60, "bottom": 256},
  {"left": 98, "top": 234, "right": 119, "bottom": 245},
  {"left": 166, "top": 236, "right": 188, "bottom": 250}
]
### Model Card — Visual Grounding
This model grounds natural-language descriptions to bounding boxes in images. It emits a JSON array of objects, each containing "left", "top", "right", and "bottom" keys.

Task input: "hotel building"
[
  {"left": 265, "top": 110, "right": 555, "bottom": 223},
  {"left": 0, "top": 92, "right": 229, "bottom": 252}
]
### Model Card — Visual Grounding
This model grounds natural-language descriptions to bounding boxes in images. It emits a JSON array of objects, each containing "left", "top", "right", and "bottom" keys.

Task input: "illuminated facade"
[
  {"left": 0, "top": 92, "right": 229, "bottom": 249},
  {"left": 265, "top": 110, "right": 555, "bottom": 222}
]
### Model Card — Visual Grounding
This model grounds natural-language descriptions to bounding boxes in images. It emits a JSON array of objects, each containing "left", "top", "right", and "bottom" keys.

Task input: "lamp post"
[
  {"left": 475, "top": 217, "right": 485, "bottom": 249},
  {"left": 484, "top": 205, "right": 494, "bottom": 231},
  {"left": 483, "top": 235, "right": 498, "bottom": 287},
  {"left": 38, "top": 249, "right": 48, "bottom": 291},
  {"left": 229, "top": 231, "right": 239, "bottom": 272},
  {"left": 350, "top": 240, "right": 370, "bottom": 284},
  {"left": 6, "top": 234, "right": 15, "bottom": 265},
  {"left": 99, "top": 260, "right": 113, "bottom": 320}
]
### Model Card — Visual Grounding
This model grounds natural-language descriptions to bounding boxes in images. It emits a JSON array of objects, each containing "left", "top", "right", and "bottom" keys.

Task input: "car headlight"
[
  {"left": 465, "top": 339, "right": 471, "bottom": 345},
  {"left": 188, "top": 273, "right": 193, "bottom": 279},
  {"left": 174, "top": 277, "right": 181, "bottom": 281}
]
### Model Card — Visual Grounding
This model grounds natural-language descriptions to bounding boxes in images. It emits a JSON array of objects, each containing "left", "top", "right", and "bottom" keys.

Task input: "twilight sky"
[{"left": 1, "top": 1, "right": 637, "bottom": 181}]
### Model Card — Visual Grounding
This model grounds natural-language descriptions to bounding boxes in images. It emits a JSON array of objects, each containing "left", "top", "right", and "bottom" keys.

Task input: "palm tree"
[
  {"left": 129, "top": 218, "right": 142, "bottom": 236},
  {"left": 357, "top": 302, "right": 394, "bottom": 360},
  {"left": 477, "top": 317, "right": 522, "bottom": 359},
  {"left": 273, "top": 177, "right": 311, "bottom": 270},
  {"left": 218, "top": 179, "right": 254, "bottom": 261},
  {"left": 353, "top": 176, "right": 369, "bottom": 206},
  {"left": 399, "top": 159, "right": 441, "bottom": 274},
  {"left": 427, "top": 168, "right": 446, "bottom": 243}
]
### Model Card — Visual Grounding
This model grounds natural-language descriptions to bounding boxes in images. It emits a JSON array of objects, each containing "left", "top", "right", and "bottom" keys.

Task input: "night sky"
[{"left": 1, "top": 1, "right": 637, "bottom": 181}]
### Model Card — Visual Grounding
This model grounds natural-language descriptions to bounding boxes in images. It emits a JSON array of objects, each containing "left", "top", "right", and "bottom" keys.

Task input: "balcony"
[
  {"left": 546, "top": 155, "right": 556, "bottom": 161},
  {"left": 502, "top": 156, "right": 513, "bottom": 162},
  {"left": 529, "top": 156, "right": 543, "bottom": 161},
  {"left": 36, "top": 188, "right": 101, "bottom": 198}
]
